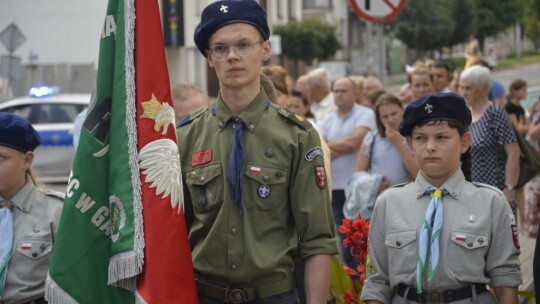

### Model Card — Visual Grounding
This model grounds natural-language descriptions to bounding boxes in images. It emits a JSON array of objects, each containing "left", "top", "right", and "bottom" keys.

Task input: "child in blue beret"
[
  {"left": 0, "top": 112, "right": 64, "bottom": 304},
  {"left": 361, "top": 93, "right": 521, "bottom": 303}
]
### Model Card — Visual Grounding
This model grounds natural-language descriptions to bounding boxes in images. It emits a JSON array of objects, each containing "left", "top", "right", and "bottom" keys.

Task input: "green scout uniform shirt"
[
  {"left": 177, "top": 89, "right": 337, "bottom": 287},
  {"left": 361, "top": 169, "right": 522, "bottom": 303},
  {"left": 1, "top": 178, "right": 64, "bottom": 304}
]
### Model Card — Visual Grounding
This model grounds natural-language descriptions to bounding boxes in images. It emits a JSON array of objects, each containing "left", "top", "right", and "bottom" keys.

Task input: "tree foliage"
[
  {"left": 447, "top": 0, "right": 475, "bottom": 47},
  {"left": 392, "top": 0, "right": 454, "bottom": 53},
  {"left": 524, "top": 0, "right": 540, "bottom": 41},
  {"left": 392, "top": 0, "right": 527, "bottom": 52},
  {"left": 472, "top": 0, "right": 523, "bottom": 47},
  {"left": 274, "top": 19, "right": 340, "bottom": 63}
]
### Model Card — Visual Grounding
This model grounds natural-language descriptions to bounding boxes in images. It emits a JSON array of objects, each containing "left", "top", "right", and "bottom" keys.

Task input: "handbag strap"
[{"left": 367, "top": 134, "right": 376, "bottom": 172}]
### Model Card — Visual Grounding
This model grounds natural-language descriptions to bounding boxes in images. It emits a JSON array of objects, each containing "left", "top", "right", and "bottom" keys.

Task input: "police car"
[{"left": 0, "top": 87, "right": 90, "bottom": 182}]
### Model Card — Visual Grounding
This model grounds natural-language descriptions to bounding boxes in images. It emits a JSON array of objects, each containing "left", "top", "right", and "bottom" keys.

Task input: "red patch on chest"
[{"left": 191, "top": 149, "right": 213, "bottom": 167}]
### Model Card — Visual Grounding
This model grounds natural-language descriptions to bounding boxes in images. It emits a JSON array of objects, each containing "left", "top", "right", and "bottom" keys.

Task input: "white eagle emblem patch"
[{"left": 139, "top": 139, "right": 184, "bottom": 212}]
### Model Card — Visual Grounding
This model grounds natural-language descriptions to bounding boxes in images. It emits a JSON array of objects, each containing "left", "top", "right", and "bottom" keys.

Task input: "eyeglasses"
[{"left": 208, "top": 40, "right": 264, "bottom": 61}]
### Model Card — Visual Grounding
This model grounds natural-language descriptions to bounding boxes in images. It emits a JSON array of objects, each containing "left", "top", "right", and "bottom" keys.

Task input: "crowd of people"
[{"left": 1, "top": 1, "right": 539, "bottom": 303}]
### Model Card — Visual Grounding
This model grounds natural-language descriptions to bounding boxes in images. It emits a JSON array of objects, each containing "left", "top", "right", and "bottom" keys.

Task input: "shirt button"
[
  {"left": 467, "top": 242, "right": 473, "bottom": 247},
  {"left": 32, "top": 252, "right": 38, "bottom": 257},
  {"left": 231, "top": 228, "right": 237, "bottom": 235},
  {"left": 265, "top": 148, "right": 274, "bottom": 158},
  {"left": 263, "top": 175, "right": 270, "bottom": 182},
  {"left": 231, "top": 264, "right": 237, "bottom": 270},
  {"left": 396, "top": 241, "right": 402, "bottom": 246},
  {"left": 200, "top": 176, "right": 205, "bottom": 182}
]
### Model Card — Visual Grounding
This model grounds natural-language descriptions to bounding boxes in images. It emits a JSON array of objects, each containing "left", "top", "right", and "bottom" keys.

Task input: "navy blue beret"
[
  {"left": 399, "top": 93, "right": 472, "bottom": 136},
  {"left": 0, "top": 112, "right": 41, "bottom": 152},
  {"left": 194, "top": 0, "right": 270, "bottom": 57}
]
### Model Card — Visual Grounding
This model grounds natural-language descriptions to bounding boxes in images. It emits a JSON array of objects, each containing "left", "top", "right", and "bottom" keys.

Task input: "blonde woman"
[{"left": 0, "top": 113, "right": 64, "bottom": 304}]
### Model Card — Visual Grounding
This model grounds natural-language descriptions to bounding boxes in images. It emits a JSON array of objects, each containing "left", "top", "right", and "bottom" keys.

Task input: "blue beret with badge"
[
  {"left": 194, "top": 0, "right": 270, "bottom": 57},
  {"left": 399, "top": 93, "right": 472, "bottom": 136},
  {"left": 0, "top": 112, "right": 41, "bottom": 152}
]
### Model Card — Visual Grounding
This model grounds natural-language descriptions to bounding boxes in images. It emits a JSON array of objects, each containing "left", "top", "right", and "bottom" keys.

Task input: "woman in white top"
[{"left": 355, "top": 93, "right": 418, "bottom": 189}]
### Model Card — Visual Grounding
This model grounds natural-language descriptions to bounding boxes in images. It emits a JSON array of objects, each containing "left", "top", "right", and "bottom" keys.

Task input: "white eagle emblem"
[
  {"left": 140, "top": 94, "right": 176, "bottom": 135},
  {"left": 139, "top": 139, "right": 183, "bottom": 212}
]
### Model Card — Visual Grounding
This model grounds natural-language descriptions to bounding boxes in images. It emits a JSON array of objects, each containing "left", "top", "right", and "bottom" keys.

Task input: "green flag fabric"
[{"left": 46, "top": 0, "right": 141, "bottom": 302}]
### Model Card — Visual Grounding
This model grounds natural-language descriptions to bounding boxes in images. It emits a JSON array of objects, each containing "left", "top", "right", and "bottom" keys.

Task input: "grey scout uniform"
[
  {"left": 177, "top": 89, "right": 337, "bottom": 288},
  {"left": 361, "top": 169, "right": 522, "bottom": 303},
  {"left": 1, "top": 178, "right": 63, "bottom": 304}
]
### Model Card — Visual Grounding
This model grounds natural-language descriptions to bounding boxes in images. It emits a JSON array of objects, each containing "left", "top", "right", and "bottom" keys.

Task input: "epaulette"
[
  {"left": 276, "top": 107, "right": 311, "bottom": 130},
  {"left": 43, "top": 189, "right": 66, "bottom": 200},
  {"left": 388, "top": 182, "right": 411, "bottom": 189},
  {"left": 472, "top": 182, "right": 504, "bottom": 195},
  {"left": 176, "top": 108, "right": 208, "bottom": 128}
]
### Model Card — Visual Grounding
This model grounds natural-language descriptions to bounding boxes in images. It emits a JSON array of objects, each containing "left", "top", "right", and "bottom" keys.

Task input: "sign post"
[
  {"left": 349, "top": 0, "right": 406, "bottom": 84},
  {"left": 0, "top": 23, "right": 26, "bottom": 97}
]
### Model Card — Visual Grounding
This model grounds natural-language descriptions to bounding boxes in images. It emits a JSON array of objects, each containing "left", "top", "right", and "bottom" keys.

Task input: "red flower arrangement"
[{"left": 338, "top": 216, "right": 370, "bottom": 304}]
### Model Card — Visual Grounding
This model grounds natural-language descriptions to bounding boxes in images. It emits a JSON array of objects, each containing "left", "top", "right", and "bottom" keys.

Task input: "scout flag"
[{"left": 45, "top": 0, "right": 197, "bottom": 303}]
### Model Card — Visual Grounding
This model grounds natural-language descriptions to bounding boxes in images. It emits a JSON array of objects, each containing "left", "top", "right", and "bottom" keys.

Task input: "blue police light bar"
[{"left": 29, "top": 86, "right": 58, "bottom": 97}]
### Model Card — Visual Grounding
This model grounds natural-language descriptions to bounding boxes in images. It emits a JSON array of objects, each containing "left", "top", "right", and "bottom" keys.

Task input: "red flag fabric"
[{"left": 134, "top": 0, "right": 197, "bottom": 302}]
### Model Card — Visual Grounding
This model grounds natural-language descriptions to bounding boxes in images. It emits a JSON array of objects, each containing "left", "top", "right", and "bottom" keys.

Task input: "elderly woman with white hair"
[{"left": 459, "top": 65, "right": 521, "bottom": 210}]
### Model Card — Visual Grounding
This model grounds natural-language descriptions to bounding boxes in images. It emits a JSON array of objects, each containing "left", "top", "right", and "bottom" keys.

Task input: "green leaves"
[
  {"left": 524, "top": 0, "right": 540, "bottom": 41},
  {"left": 392, "top": 0, "right": 526, "bottom": 52},
  {"left": 274, "top": 19, "right": 340, "bottom": 63},
  {"left": 392, "top": 0, "right": 455, "bottom": 52}
]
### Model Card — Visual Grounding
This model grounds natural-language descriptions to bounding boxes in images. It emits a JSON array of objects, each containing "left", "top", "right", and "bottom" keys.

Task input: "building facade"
[{"left": 0, "top": 0, "right": 351, "bottom": 98}]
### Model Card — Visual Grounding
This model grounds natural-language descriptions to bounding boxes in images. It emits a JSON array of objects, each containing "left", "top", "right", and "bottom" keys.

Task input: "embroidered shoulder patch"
[
  {"left": 366, "top": 254, "right": 376, "bottom": 274},
  {"left": 509, "top": 213, "right": 520, "bottom": 249},
  {"left": 305, "top": 146, "right": 324, "bottom": 161},
  {"left": 315, "top": 166, "right": 326, "bottom": 189}
]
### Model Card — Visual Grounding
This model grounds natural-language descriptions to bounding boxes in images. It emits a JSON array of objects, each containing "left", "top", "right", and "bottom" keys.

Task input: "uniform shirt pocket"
[
  {"left": 185, "top": 163, "right": 223, "bottom": 212},
  {"left": 243, "top": 164, "right": 288, "bottom": 211},
  {"left": 385, "top": 230, "right": 417, "bottom": 276},
  {"left": 448, "top": 230, "right": 490, "bottom": 281},
  {"left": 15, "top": 238, "right": 52, "bottom": 282}
]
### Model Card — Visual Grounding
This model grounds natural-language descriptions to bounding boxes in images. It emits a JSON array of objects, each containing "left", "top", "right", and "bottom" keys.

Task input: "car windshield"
[{"left": 0, "top": 102, "right": 85, "bottom": 124}]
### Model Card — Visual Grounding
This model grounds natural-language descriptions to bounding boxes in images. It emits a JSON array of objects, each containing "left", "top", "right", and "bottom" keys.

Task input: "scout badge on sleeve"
[
  {"left": 509, "top": 213, "right": 520, "bottom": 249},
  {"left": 315, "top": 166, "right": 326, "bottom": 189},
  {"left": 365, "top": 253, "right": 376, "bottom": 274},
  {"left": 305, "top": 146, "right": 324, "bottom": 161}
]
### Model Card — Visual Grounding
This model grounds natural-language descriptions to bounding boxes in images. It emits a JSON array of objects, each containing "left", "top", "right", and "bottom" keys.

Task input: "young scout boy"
[{"left": 176, "top": 1, "right": 337, "bottom": 303}]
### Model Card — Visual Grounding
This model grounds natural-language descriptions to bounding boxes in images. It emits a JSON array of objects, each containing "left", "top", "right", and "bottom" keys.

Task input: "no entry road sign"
[{"left": 349, "top": 0, "right": 407, "bottom": 23}]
